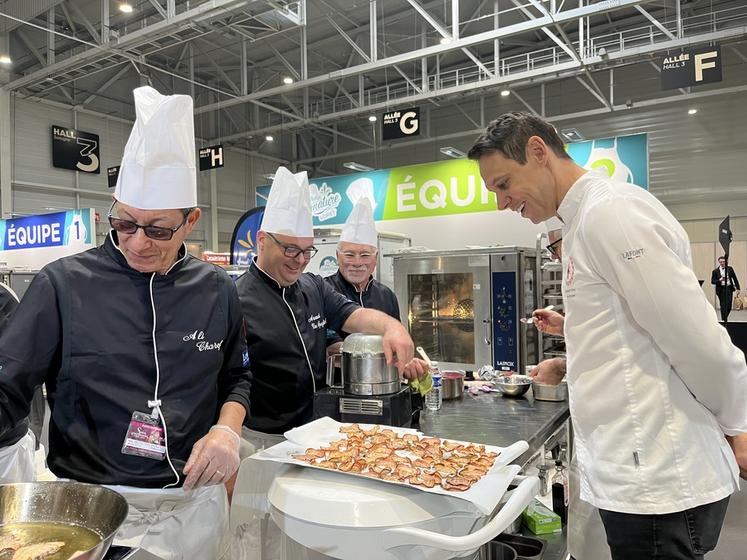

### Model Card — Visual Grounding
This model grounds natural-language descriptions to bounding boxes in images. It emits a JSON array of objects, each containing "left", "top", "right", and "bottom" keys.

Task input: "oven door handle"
[
  {"left": 383, "top": 475, "right": 539, "bottom": 552},
  {"left": 483, "top": 318, "right": 491, "bottom": 346}
]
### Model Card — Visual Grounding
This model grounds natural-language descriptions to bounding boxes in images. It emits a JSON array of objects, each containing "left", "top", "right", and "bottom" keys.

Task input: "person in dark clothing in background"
[
  {"left": 0, "top": 280, "right": 36, "bottom": 483},
  {"left": 711, "top": 256, "right": 740, "bottom": 322}
]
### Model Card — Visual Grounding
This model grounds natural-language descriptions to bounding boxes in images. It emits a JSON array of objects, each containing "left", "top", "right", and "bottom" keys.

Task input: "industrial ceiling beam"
[
  {"left": 194, "top": 0, "right": 648, "bottom": 115},
  {"left": 4, "top": 0, "right": 255, "bottom": 91}
]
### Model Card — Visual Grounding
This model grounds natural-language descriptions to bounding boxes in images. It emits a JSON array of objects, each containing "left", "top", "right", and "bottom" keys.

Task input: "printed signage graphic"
[
  {"left": 0, "top": 209, "right": 96, "bottom": 269},
  {"left": 382, "top": 107, "right": 420, "bottom": 141},
  {"left": 51, "top": 126, "right": 100, "bottom": 174},
  {"left": 255, "top": 133, "right": 647, "bottom": 225},
  {"left": 107, "top": 166, "right": 120, "bottom": 188},
  {"left": 565, "top": 133, "right": 648, "bottom": 189},
  {"left": 230, "top": 207, "right": 265, "bottom": 266},
  {"left": 661, "top": 45, "right": 722, "bottom": 90},
  {"left": 199, "top": 144, "right": 224, "bottom": 171}
]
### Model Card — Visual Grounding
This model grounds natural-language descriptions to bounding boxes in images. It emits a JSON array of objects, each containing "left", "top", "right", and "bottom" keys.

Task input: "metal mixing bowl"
[
  {"left": 492, "top": 375, "right": 532, "bottom": 397},
  {"left": 0, "top": 481, "right": 129, "bottom": 560}
]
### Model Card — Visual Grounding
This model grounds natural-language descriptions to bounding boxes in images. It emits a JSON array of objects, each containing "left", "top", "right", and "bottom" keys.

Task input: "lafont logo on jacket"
[
  {"left": 310, "top": 183, "right": 342, "bottom": 222},
  {"left": 621, "top": 248, "right": 645, "bottom": 261}
]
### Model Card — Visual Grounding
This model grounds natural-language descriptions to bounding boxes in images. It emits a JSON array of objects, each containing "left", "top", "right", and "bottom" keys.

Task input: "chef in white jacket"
[{"left": 468, "top": 111, "right": 747, "bottom": 560}]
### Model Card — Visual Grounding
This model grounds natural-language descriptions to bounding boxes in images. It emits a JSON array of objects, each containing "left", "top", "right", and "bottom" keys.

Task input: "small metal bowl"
[{"left": 492, "top": 375, "right": 532, "bottom": 397}]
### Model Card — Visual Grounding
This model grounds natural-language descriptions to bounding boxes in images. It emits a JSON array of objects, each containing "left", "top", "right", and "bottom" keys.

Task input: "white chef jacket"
[{"left": 558, "top": 170, "right": 746, "bottom": 515}]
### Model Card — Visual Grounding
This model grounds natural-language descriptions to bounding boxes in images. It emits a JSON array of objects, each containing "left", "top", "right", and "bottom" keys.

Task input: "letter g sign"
[{"left": 400, "top": 111, "right": 419, "bottom": 135}]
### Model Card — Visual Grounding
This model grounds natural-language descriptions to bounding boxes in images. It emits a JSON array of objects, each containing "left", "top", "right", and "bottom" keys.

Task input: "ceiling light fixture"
[
  {"left": 500, "top": 89, "right": 510, "bottom": 97},
  {"left": 688, "top": 108, "right": 698, "bottom": 115},
  {"left": 368, "top": 115, "right": 377, "bottom": 122},
  {"left": 282, "top": 76, "right": 294, "bottom": 85},
  {"left": 265, "top": 135, "right": 274, "bottom": 142},
  {"left": 0, "top": 55, "right": 11, "bottom": 64},
  {"left": 343, "top": 162, "right": 374, "bottom": 172},
  {"left": 560, "top": 128, "right": 584, "bottom": 142},
  {"left": 439, "top": 146, "right": 466, "bottom": 159},
  {"left": 119, "top": 3, "right": 134, "bottom": 14},
  {"left": 440, "top": 37, "right": 452, "bottom": 45}
]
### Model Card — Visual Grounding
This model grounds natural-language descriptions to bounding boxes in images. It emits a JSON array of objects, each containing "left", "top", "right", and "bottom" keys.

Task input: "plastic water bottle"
[{"left": 425, "top": 363, "right": 442, "bottom": 411}]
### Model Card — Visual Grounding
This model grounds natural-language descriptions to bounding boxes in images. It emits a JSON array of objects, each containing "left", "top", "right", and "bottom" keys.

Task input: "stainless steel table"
[
  {"left": 418, "top": 387, "right": 571, "bottom": 560},
  {"left": 418, "top": 386, "right": 570, "bottom": 465}
]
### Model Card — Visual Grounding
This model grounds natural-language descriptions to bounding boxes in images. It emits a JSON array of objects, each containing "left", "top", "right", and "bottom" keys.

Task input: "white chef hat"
[
  {"left": 115, "top": 86, "right": 197, "bottom": 210},
  {"left": 339, "top": 197, "right": 377, "bottom": 248},
  {"left": 260, "top": 166, "right": 313, "bottom": 237}
]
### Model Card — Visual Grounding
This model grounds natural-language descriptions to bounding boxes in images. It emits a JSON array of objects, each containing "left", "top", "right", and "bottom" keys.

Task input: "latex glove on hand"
[
  {"left": 531, "top": 309, "right": 565, "bottom": 336},
  {"left": 382, "top": 324, "right": 416, "bottom": 375},
  {"left": 183, "top": 425, "right": 240, "bottom": 491},
  {"left": 726, "top": 433, "right": 747, "bottom": 480},
  {"left": 528, "top": 358, "right": 566, "bottom": 385}
]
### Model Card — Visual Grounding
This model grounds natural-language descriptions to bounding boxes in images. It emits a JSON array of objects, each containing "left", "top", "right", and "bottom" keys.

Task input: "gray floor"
[
  {"left": 711, "top": 483, "right": 747, "bottom": 559},
  {"left": 719, "top": 309, "right": 747, "bottom": 322}
]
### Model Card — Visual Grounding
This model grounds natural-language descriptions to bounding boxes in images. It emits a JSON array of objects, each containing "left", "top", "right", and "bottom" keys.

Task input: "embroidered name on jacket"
[
  {"left": 308, "top": 313, "right": 327, "bottom": 330},
  {"left": 621, "top": 248, "right": 645, "bottom": 261},
  {"left": 183, "top": 330, "right": 224, "bottom": 352}
]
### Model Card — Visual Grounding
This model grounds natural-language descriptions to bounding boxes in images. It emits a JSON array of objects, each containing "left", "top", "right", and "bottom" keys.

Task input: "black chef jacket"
[
  {"left": 0, "top": 283, "right": 25, "bottom": 448},
  {"left": 324, "top": 271, "right": 400, "bottom": 340},
  {"left": 0, "top": 232, "right": 251, "bottom": 487},
  {"left": 236, "top": 260, "right": 358, "bottom": 434}
]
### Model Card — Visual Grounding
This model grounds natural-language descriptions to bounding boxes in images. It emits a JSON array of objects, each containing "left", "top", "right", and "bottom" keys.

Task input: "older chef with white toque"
[
  {"left": 0, "top": 86, "right": 251, "bottom": 559},
  {"left": 236, "top": 167, "right": 426, "bottom": 450},
  {"left": 324, "top": 198, "right": 400, "bottom": 347}
]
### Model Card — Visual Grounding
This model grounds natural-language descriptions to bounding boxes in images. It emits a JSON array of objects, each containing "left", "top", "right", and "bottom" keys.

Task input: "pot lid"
[
  {"left": 341, "top": 333, "right": 385, "bottom": 355},
  {"left": 268, "top": 466, "right": 478, "bottom": 528}
]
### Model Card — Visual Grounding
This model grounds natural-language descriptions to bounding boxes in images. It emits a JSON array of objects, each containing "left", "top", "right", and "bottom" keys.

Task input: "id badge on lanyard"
[{"left": 121, "top": 411, "right": 167, "bottom": 461}]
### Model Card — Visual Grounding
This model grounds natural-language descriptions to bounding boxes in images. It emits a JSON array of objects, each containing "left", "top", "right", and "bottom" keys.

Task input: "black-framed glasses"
[
  {"left": 266, "top": 232, "right": 318, "bottom": 259},
  {"left": 546, "top": 237, "right": 562, "bottom": 260},
  {"left": 108, "top": 202, "right": 191, "bottom": 241}
]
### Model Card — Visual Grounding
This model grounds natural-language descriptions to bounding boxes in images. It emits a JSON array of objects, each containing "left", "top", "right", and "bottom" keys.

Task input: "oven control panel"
[{"left": 491, "top": 271, "right": 517, "bottom": 371}]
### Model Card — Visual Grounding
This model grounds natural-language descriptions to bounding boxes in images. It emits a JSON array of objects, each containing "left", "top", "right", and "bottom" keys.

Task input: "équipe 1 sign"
[{"left": 0, "top": 211, "right": 85, "bottom": 251}]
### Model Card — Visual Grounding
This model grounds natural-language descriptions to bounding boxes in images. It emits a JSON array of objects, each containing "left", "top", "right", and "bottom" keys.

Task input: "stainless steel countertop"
[
  {"left": 418, "top": 386, "right": 570, "bottom": 466},
  {"left": 417, "top": 387, "right": 571, "bottom": 560}
]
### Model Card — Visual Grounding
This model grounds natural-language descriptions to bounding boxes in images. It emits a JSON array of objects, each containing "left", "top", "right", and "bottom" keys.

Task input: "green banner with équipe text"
[
  {"left": 255, "top": 133, "right": 647, "bottom": 224},
  {"left": 382, "top": 159, "right": 495, "bottom": 220}
]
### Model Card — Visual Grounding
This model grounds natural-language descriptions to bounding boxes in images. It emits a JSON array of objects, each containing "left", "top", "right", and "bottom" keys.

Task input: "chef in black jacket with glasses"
[
  {"left": 236, "top": 167, "right": 427, "bottom": 452},
  {"left": 0, "top": 86, "right": 250, "bottom": 559}
]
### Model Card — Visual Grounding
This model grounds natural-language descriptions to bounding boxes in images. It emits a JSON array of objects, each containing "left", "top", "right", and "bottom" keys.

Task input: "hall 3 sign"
[
  {"left": 382, "top": 107, "right": 420, "bottom": 141},
  {"left": 51, "top": 125, "right": 100, "bottom": 174},
  {"left": 661, "top": 45, "right": 722, "bottom": 90}
]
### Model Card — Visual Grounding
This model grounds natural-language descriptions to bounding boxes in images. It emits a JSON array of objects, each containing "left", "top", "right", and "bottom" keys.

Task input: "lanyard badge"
[{"left": 121, "top": 410, "right": 167, "bottom": 461}]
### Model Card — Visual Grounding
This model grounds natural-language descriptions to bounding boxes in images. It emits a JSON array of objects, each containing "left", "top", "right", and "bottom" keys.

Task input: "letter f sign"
[{"left": 694, "top": 51, "right": 718, "bottom": 82}]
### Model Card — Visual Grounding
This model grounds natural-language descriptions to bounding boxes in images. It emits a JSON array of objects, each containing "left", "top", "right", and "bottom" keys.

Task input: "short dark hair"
[{"left": 468, "top": 111, "right": 571, "bottom": 164}]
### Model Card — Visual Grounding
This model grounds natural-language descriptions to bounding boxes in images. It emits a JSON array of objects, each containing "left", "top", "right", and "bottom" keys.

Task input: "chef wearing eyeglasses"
[
  {"left": 0, "top": 87, "right": 251, "bottom": 559},
  {"left": 235, "top": 168, "right": 427, "bottom": 450},
  {"left": 324, "top": 198, "right": 400, "bottom": 346}
]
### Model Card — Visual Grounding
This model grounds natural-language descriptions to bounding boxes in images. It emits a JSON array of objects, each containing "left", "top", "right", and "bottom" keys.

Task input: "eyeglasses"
[
  {"left": 266, "top": 232, "right": 318, "bottom": 259},
  {"left": 340, "top": 251, "right": 376, "bottom": 261},
  {"left": 108, "top": 203, "right": 191, "bottom": 241},
  {"left": 546, "top": 238, "right": 562, "bottom": 260}
]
